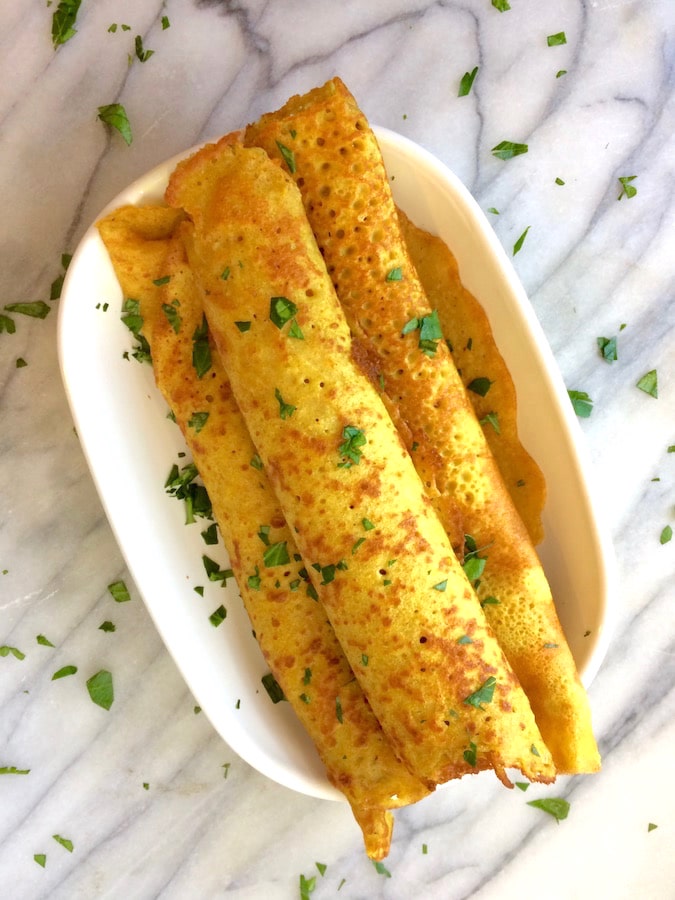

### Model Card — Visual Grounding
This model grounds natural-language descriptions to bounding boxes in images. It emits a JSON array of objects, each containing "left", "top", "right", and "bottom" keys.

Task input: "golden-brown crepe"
[
  {"left": 165, "top": 138, "right": 556, "bottom": 788},
  {"left": 97, "top": 203, "right": 431, "bottom": 861},
  {"left": 244, "top": 77, "right": 599, "bottom": 774},
  {"left": 398, "top": 210, "right": 546, "bottom": 547}
]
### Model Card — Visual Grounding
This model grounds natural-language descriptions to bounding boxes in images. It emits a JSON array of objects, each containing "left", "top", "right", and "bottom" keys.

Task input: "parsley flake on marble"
[
  {"left": 202, "top": 555, "right": 233, "bottom": 584},
  {"left": 52, "top": 665, "right": 77, "bottom": 680},
  {"left": 315, "top": 862, "right": 327, "bottom": 877},
  {"left": 99, "top": 621, "right": 116, "bottom": 633},
  {"left": 338, "top": 425, "right": 367, "bottom": 468},
  {"left": 299, "top": 873, "right": 316, "bottom": 899},
  {"left": 660, "top": 525, "right": 672, "bottom": 545},
  {"left": 597, "top": 336, "right": 618, "bottom": 361},
  {"left": 491, "top": 0, "right": 511, "bottom": 10},
  {"left": 515, "top": 781, "right": 530, "bottom": 792},
  {"left": 201, "top": 522, "right": 218, "bottom": 545},
  {"left": 527, "top": 797, "right": 570, "bottom": 822},
  {"left": 555, "top": 177, "right": 565, "bottom": 185},
  {"left": 36, "top": 634, "right": 55, "bottom": 647},
  {"left": 547, "top": 31, "right": 567, "bottom": 46},
  {"left": 0, "top": 766, "right": 30, "bottom": 775},
  {"left": 97, "top": 104, "right": 133, "bottom": 145},
  {"left": 458, "top": 66, "right": 479, "bottom": 97},
  {"left": 51, "top": 0, "right": 82, "bottom": 48},
  {"left": 108, "top": 580, "right": 131, "bottom": 603},
  {"left": 636, "top": 369, "right": 658, "bottom": 398},
  {"left": 617, "top": 175, "right": 638, "bottom": 200},
  {"left": 373, "top": 860, "right": 392, "bottom": 877},
  {"left": 34, "top": 853, "right": 47, "bottom": 867},
  {"left": 52, "top": 834, "right": 74, "bottom": 852},
  {"left": 0, "top": 645, "right": 25, "bottom": 660},
  {"left": 261, "top": 672, "right": 286, "bottom": 703},
  {"left": 491, "top": 140, "right": 528, "bottom": 160},
  {"left": 134, "top": 35, "right": 154, "bottom": 63},
  {"left": 86, "top": 669, "right": 114, "bottom": 710},
  {"left": 513, "top": 226, "right": 531, "bottom": 256},
  {"left": 648, "top": 822, "right": 658, "bottom": 832},
  {"left": 556, "top": 69, "right": 568, "bottom": 78},
  {"left": 274, "top": 388, "right": 296, "bottom": 419},
  {"left": 568, "top": 389, "right": 593, "bottom": 417}
]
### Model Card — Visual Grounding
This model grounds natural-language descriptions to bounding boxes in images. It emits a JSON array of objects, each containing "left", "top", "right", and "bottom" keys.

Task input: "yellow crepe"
[
  {"left": 166, "top": 139, "right": 555, "bottom": 788},
  {"left": 398, "top": 209, "right": 547, "bottom": 547},
  {"left": 97, "top": 203, "right": 431, "bottom": 861},
  {"left": 244, "top": 77, "right": 599, "bottom": 774}
]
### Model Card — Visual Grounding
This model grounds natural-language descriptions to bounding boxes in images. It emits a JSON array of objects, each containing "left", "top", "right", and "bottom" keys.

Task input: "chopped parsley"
[
  {"left": 467, "top": 376, "right": 492, "bottom": 397},
  {"left": 386, "top": 266, "right": 403, "bottom": 281},
  {"left": 52, "top": 834, "right": 74, "bottom": 852},
  {"left": 335, "top": 696, "right": 343, "bottom": 723},
  {"left": 191, "top": 315, "right": 212, "bottom": 378},
  {"left": 660, "top": 525, "right": 672, "bottom": 545},
  {"left": 617, "top": 175, "right": 638, "bottom": 200},
  {"left": 209, "top": 605, "right": 227, "bottom": 627},
  {"left": 275, "top": 141, "right": 296, "bottom": 174},
  {"left": 555, "top": 177, "right": 565, "bottom": 185},
  {"left": 97, "top": 104, "right": 133, "bottom": 145},
  {"left": 491, "top": 0, "right": 510, "bottom": 10},
  {"left": 459, "top": 66, "right": 479, "bottom": 97},
  {"left": 299, "top": 873, "right": 316, "bottom": 900},
  {"left": 269, "top": 296, "right": 297, "bottom": 328},
  {"left": 547, "top": 32, "right": 567, "bottom": 46},
  {"left": 491, "top": 140, "right": 528, "bottom": 160},
  {"left": 52, "top": 665, "right": 77, "bottom": 680},
  {"left": 86, "top": 669, "right": 114, "bottom": 710},
  {"left": 4, "top": 301, "right": 50, "bottom": 319},
  {"left": 247, "top": 566, "right": 261, "bottom": 591},
  {"left": 274, "top": 388, "right": 296, "bottom": 419},
  {"left": 515, "top": 782, "right": 530, "bottom": 792},
  {"left": 527, "top": 797, "right": 570, "bottom": 822},
  {"left": 250, "top": 453, "right": 264, "bottom": 471},
  {"left": 108, "top": 580, "right": 130, "bottom": 603},
  {"left": 373, "top": 861, "right": 391, "bottom": 877},
  {"left": 34, "top": 854, "right": 46, "bottom": 867},
  {"left": 51, "top": 0, "right": 81, "bottom": 48},
  {"left": 161, "top": 15, "right": 170, "bottom": 29},
  {"left": 556, "top": 69, "right": 568, "bottom": 78},
  {"left": 161, "top": 301, "right": 182, "bottom": 334},
  {"left": 120, "top": 298, "right": 151, "bottom": 364},
  {"left": 513, "top": 225, "right": 531, "bottom": 256},
  {"left": 165, "top": 461, "right": 213, "bottom": 523},
  {"left": 433, "top": 580, "right": 448, "bottom": 592},
  {"left": 463, "top": 676, "right": 497, "bottom": 709},
  {"left": 0, "top": 315, "right": 16, "bottom": 334},
  {"left": 235, "top": 320, "right": 251, "bottom": 332},
  {"left": 263, "top": 541, "right": 290, "bottom": 567},
  {"left": 337, "top": 425, "right": 367, "bottom": 468},
  {"left": 362, "top": 518, "right": 375, "bottom": 531},
  {"left": 262, "top": 672, "right": 286, "bottom": 703},
  {"left": 648, "top": 822, "right": 658, "bottom": 832},
  {"left": 401, "top": 309, "right": 443, "bottom": 357},
  {"left": 134, "top": 35, "right": 154, "bottom": 63},
  {"left": 568, "top": 389, "right": 593, "bottom": 417},
  {"left": 99, "top": 621, "right": 116, "bottom": 633},
  {"left": 479, "top": 411, "right": 500, "bottom": 433},
  {"left": 201, "top": 523, "right": 218, "bottom": 545},
  {"left": 0, "top": 646, "right": 25, "bottom": 660},
  {"left": 463, "top": 741, "right": 477, "bottom": 766},
  {"left": 36, "top": 634, "right": 55, "bottom": 648},
  {"left": 187, "top": 411, "right": 209, "bottom": 433},
  {"left": 0, "top": 766, "right": 30, "bottom": 775},
  {"left": 202, "top": 555, "right": 233, "bottom": 583},
  {"left": 597, "top": 336, "right": 618, "bottom": 361},
  {"left": 636, "top": 370, "right": 658, "bottom": 398}
]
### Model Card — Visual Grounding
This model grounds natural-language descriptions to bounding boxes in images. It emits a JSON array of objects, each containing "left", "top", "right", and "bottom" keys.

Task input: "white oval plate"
[{"left": 58, "top": 128, "right": 616, "bottom": 802}]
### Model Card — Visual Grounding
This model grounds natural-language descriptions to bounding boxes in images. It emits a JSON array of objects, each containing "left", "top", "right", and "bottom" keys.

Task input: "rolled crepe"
[
  {"left": 97, "top": 203, "right": 431, "bottom": 861},
  {"left": 165, "top": 139, "right": 555, "bottom": 788},
  {"left": 244, "top": 78, "right": 599, "bottom": 774}
]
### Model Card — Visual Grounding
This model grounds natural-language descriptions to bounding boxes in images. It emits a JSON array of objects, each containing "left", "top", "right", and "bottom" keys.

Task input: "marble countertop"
[{"left": 1, "top": 1, "right": 673, "bottom": 897}]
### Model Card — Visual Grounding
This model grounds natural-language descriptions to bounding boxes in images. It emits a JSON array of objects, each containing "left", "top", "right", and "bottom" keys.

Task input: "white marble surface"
[{"left": 1, "top": 0, "right": 674, "bottom": 897}]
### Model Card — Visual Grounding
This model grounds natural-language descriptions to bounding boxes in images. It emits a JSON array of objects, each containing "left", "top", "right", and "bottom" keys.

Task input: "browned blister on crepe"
[
  {"left": 398, "top": 209, "right": 547, "bottom": 547},
  {"left": 244, "top": 77, "right": 599, "bottom": 774},
  {"left": 166, "top": 140, "right": 556, "bottom": 788},
  {"left": 97, "top": 203, "right": 431, "bottom": 861}
]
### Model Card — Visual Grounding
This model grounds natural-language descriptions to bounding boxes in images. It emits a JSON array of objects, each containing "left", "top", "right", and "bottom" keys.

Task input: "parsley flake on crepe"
[
  {"left": 51, "top": 0, "right": 81, "bottom": 48},
  {"left": 275, "top": 141, "right": 296, "bottom": 174},
  {"left": 458, "top": 67, "right": 479, "bottom": 97},
  {"left": 97, "top": 104, "right": 133, "bottom": 145},
  {"left": 467, "top": 377, "right": 492, "bottom": 397},
  {"left": 338, "top": 425, "right": 367, "bottom": 468},
  {"left": 463, "top": 676, "right": 497, "bottom": 709},
  {"left": 491, "top": 140, "right": 528, "bottom": 160},
  {"left": 187, "top": 411, "right": 209, "bottom": 433},
  {"left": 274, "top": 388, "right": 296, "bottom": 419},
  {"left": 86, "top": 669, "right": 114, "bottom": 710},
  {"left": 527, "top": 797, "right": 570, "bottom": 822},
  {"left": 191, "top": 314, "right": 212, "bottom": 378},
  {"left": 401, "top": 310, "right": 443, "bottom": 357},
  {"left": 480, "top": 411, "right": 500, "bottom": 432}
]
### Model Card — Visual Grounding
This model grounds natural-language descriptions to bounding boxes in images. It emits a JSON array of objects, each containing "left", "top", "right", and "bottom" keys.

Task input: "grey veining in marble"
[{"left": 1, "top": 1, "right": 674, "bottom": 898}]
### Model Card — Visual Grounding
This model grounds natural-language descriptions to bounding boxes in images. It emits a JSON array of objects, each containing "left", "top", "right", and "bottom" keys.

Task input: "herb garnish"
[
  {"left": 299, "top": 873, "right": 316, "bottom": 899},
  {"left": 0, "top": 646, "right": 25, "bottom": 660},
  {"left": 161, "top": 301, "right": 182, "bottom": 333},
  {"left": 617, "top": 175, "right": 638, "bottom": 200},
  {"left": 262, "top": 672, "right": 286, "bottom": 703},
  {"left": 34, "top": 854, "right": 46, "bottom": 867},
  {"left": 97, "top": 104, "right": 133, "bottom": 145},
  {"left": 467, "top": 377, "right": 492, "bottom": 397},
  {"left": 338, "top": 425, "right": 367, "bottom": 468},
  {"left": 51, "top": 0, "right": 81, "bottom": 48},
  {"left": 188, "top": 411, "right": 209, "bottom": 433},
  {"left": 459, "top": 67, "right": 479, "bottom": 97},
  {"left": 513, "top": 226, "right": 531, "bottom": 256},
  {"left": 4, "top": 301, "right": 50, "bottom": 320},
  {"left": 636, "top": 370, "right": 658, "bottom": 398},
  {"left": 270, "top": 296, "right": 297, "bottom": 328},
  {"left": 37, "top": 635, "right": 55, "bottom": 647},
  {"left": 108, "top": 580, "right": 130, "bottom": 603},
  {"left": 597, "top": 336, "right": 617, "bottom": 361},
  {"left": 275, "top": 141, "right": 296, "bottom": 174},
  {"left": 86, "top": 669, "right": 114, "bottom": 710},
  {"left": 209, "top": 605, "right": 227, "bottom": 627},
  {"left": 402, "top": 310, "right": 443, "bottom": 356},
  {"left": 263, "top": 541, "right": 290, "bottom": 567},
  {"left": 547, "top": 32, "right": 567, "bottom": 46},
  {"left": 235, "top": 321, "right": 251, "bottom": 332},
  {"left": 463, "top": 741, "right": 477, "bottom": 766},
  {"left": 52, "top": 834, "right": 74, "bottom": 852},
  {"left": 491, "top": 140, "right": 528, "bottom": 160},
  {"left": 202, "top": 555, "right": 233, "bottom": 583},
  {"left": 134, "top": 35, "right": 154, "bottom": 63},
  {"left": 274, "top": 388, "right": 296, "bottom": 419},
  {"left": 463, "top": 676, "right": 497, "bottom": 709},
  {"left": 660, "top": 525, "right": 672, "bottom": 545},
  {"left": 527, "top": 797, "right": 570, "bottom": 822},
  {"left": 52, "top": 665, "right": 77, "bottom": 680},
  {"left": 386, "top": 267, "right": 403, "bottom": 281},
  {"left": 568, "top": 390, "right": 593, "bottom": 417},
  {"left": 491, "top": 0, "right": 510, "bottom": 10},
  {"left": 120, "top": 298, "right": 151, "bottom": 363},
  {"left": 0, "top": 766, "right": 31, "bottom": 775},
  {"left": 99, "top": 621, "right": 116, "bottom": 633},
  {"left": 191, "top": 314, "right": 212, "bottom": 378},
  {"left": 373, "top": 861, "right": 392, "bottom": 877},
  {"left": 165, "top": 462, "right": 213, "bottom": 523},
  {"left": 201, "top": 523, "right": 218, "bottom": 545}
]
